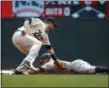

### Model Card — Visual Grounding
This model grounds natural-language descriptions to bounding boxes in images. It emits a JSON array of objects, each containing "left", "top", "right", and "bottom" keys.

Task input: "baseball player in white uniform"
[
  {"left": 29, "top": 53, "right": 109, "bottom": 74},
  {"left": 12, "top": 17, "right": 63, "bottom": 74}
]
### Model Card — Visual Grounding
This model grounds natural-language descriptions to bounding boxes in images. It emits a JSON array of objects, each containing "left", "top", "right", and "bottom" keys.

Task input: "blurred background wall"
[{"left": 1, "top": 1, "right": 109, "bottom": 69}]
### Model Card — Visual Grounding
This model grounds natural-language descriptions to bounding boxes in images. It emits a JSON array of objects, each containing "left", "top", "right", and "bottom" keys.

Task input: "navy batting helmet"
[{"left": 41, "top": 53, "right": 51, "bottom": 60}]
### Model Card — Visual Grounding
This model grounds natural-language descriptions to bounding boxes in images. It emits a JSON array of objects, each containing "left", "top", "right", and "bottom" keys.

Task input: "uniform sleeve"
[
  {"left": 25, "top": 18, "right": 32, "bottom": 25},
  {"left": 41, "top": 65, "right": 48, "bottom": 70},
  {"left": 42, "top": 33, "right": 51, "bottom": 45},
  {"left": 41, "top": 64, "right": 51, "bottom": 71}
]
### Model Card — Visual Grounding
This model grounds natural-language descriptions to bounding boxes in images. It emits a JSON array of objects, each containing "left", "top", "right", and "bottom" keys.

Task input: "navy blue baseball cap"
[
  {"left": 41, "top": 53, "right": 51, "bottom": 60},
  {"left": 44, "top": 17, "right": 58, "bottom": 27}
]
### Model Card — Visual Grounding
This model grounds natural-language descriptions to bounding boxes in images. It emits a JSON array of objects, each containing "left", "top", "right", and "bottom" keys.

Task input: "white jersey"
[{"left": 18, "top": 18, "right": 50, "bottom": 45}]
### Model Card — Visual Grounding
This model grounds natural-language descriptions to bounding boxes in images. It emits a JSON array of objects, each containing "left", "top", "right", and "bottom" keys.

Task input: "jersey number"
[{"left": 32, "top": 30, "right": 42, "bottom": 40}]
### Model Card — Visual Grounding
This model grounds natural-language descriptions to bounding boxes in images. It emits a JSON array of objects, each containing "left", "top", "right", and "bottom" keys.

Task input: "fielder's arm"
[
  {"left": 22, "top": 18, "right": 31, "bottom": 35},
  {"left": 44, "top": 45, "right": 65, "bottom": 69}
]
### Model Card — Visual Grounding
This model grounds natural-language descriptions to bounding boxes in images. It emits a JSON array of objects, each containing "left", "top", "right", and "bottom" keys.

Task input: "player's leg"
[
  {"left": 16, "top": 42, "right": 42, "bottom": 72},
  {"left": 12, "top": 31, "right": 42, "bottom": 74},
  {"left": 69, "top": 59, "right": 96, "bottom": 74},
  {"left": 69, "top": 59, "right": 86, "bottom": 73},
  {"left": 95, "top": 66, "right": 109, "bottom": 74},
  {"left": 72, "top": 59, "right": 109, "bottom": 74},
  {"left": 78, "top": 63, "right": 96, "bottom": 74},
  {"left": 78, "top": 64, "right": 109, "bottom": 74}
]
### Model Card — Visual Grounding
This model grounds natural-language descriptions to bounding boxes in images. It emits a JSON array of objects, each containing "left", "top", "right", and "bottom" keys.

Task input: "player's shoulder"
[{"left": 31, "top": 17, "right": 43, "bottom": 23}]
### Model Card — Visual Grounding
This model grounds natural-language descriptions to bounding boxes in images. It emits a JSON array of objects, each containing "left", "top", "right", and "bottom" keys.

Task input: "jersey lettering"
[{"left": 32, "top": 30, "right": 43, "bottom": 40}]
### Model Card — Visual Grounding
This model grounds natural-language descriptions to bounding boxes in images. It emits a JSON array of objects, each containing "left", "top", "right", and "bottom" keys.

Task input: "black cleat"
[
  {"left": 95, "top": 66, "right": 109, "bottom": 74},
  {"left": 14, "top": 70, "right": 24, "bottom": 74},
  {"left": 14, "top": 70, "right": 28, "bottom": 75}
]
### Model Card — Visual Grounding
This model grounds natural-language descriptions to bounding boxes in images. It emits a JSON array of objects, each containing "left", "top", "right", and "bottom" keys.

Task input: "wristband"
[
  {"left": 44, "top": 45, "right": 52, "bottom": 50},
  {"left": 51, "top": 54, "right": 57, "bottom": 61}
]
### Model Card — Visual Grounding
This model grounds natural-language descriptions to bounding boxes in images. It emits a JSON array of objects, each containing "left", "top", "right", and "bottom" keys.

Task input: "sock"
[
  {"left": 95, "top": 66, "right": 109, "bottom": 74},
  {"left": 14, "top": 70, "right": 24, "bottom": 74},
  {"left": 14, "top": 70, "right": 28, "bottom": 75}
]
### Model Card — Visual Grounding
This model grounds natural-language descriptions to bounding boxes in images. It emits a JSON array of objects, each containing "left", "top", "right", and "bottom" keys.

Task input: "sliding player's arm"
[
  {"left": 43, "top": 33, "right": 65, "bottom": 69},
  {"left": 44, "top": 45, "right": 65, "bottom": 69},
  {"left": 27, "top": 67, "right": 48, "bottom": 74}
]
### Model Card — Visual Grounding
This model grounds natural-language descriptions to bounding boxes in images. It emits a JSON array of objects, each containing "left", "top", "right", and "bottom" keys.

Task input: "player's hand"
[
  {"left": 54, "top": 60, "right": 66, "bottom": 70},
  {"left": 21, "top": 30, "right": 26, "bottom": 36}
]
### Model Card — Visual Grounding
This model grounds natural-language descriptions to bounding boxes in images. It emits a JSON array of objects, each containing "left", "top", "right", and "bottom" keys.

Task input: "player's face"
[
  {"left": 47, "top": 22, "right": 55, "bottom": 31},
  {"left": 40, "top": 58, "right": 50, "bottom": 65}
]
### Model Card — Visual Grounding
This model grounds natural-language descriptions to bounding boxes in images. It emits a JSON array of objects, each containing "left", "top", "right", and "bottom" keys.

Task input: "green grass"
[{"left": 2, "top": 74, "right": 108, "bottom": 87}]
